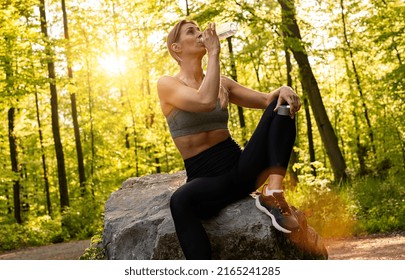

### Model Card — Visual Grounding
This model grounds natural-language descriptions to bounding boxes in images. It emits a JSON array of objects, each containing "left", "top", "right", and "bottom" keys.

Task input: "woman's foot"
[{"left": 255, "top": 190, "right": 299, "bottom": 233}]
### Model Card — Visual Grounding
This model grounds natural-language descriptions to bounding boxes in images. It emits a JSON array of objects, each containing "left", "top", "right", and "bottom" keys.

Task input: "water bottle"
[
  {"left": 199, "top": 22, "right": 238, "bottom": 43},
  {"left": 216, "top": 22, "right": 238, "bottom": 40}
]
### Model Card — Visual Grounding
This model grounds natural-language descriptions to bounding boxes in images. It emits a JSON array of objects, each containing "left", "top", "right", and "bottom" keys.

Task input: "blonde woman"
[{"left": 157, "top": 20, "right": 301, "bottom": 259}]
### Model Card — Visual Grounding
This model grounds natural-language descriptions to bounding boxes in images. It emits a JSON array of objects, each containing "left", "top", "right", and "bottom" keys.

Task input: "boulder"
[{"left": 102, "top": 171, "right": 328, "bottom": 260}]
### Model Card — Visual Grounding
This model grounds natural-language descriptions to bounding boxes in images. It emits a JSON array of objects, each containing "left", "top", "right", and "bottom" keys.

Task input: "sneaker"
[{"left": 255, "top": 192, "right": 299, "bottom": 233}]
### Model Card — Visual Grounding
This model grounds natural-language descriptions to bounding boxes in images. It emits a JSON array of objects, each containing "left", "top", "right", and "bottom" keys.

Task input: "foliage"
[
  {"left": 286, "top": 163, "right": 405, "bottom": 238},
  {"left": 0, "top": 215, "right": 61, "bottom": 252},
  {"left": 349, "top": 171, "right": 405, "bottom": 234},
  {"left": 0, "top": 196, "right": 103, "bottom": 252},
  {"left": 79, "top": 228, "right": 106, "bottom": 260},
  {"left": 286, "top": 162, "right": 357, "bottom": 238},
  {"left": 60, "top": 197, "right": 104, "bottom": 241}
]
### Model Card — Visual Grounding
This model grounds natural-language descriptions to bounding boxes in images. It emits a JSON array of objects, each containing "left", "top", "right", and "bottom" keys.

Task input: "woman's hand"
[
  {"left": 275, "top": 86, "right": 301, "bottom": 119},
  {"left": 201, "top": 22, "right": 220, "bottom": 56}
]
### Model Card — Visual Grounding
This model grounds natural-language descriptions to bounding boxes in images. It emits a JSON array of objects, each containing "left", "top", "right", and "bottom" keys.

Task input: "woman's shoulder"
[
  {"left": 157, "top": 75, "right": 178, "bottom": 93},
  {"left": 158, "top": 75, "right": 187, "bottom": 88},
  {"left": 158, "top": 75, "right": 174, "bottom": 85}
]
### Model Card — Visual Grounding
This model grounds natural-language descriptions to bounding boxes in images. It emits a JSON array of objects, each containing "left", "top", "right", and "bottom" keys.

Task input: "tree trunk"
[
  {"left": 61, "top": 0, "right": 87, "bottom": 196},
  {"left": 304, "top": 97, "right": 317, "bottom": 176},
  {"left": 277, "top": 0, "right": 347, "bottom": 182},
  {"left": 226, "top": 36, "right": 247, "bottom": 145},
  {"left": 34, "top": 91, "right": 52, "bottom": 216},
  {"left": 85, "top": 56, "right": 96, "bottom": 196},
  {"left": 8, "top": 108, "right": 22, "bottom": 224},
  {"left": 4, "top": 33, "right": 22, "bottom": 223},
  {"left": 39, "top": 0, "right": 69, "bottom": 209},
  {"left": 340, "top": 0, "right": 376, "bottom": 157},
  {"left": 284, "top": 48, "right": 299, "bottom": 184}
]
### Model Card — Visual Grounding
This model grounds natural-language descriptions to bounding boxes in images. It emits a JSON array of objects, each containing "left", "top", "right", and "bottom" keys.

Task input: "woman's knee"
[{"left": 170, "top": 187, "right": 192, "bottom": 215}]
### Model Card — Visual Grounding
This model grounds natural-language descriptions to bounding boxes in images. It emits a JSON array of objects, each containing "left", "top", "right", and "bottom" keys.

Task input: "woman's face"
[{"left": 174, "top": 23, "right": 206, "bottom": 58}]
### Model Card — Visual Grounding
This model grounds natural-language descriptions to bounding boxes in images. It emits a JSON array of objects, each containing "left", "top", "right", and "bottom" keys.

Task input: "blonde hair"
[{"left": 167, "top": 20, "right": 198, "bottom": 65}]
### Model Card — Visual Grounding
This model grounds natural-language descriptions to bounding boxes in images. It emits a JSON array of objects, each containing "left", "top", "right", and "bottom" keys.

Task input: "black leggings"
[{"left": 170, "top": 99, "right": 296, "bottom": 259}]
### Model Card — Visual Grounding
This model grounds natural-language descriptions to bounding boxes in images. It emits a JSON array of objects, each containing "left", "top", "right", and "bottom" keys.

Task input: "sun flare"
[{"left": 98, "top": 54, "right": 127, "bottom": 75}]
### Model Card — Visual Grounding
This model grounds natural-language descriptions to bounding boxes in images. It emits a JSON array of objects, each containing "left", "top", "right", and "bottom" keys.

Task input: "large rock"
[{"left": 102, "top": 171, "right": 328, "bottom": 260}]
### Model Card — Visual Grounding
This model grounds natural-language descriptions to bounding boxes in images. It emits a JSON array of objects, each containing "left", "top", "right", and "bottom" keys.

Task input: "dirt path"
[
  {"left": 325, "top": 231, "right": 405, "bottom": 260},
  {"left": 0, "top": 239, "right": 90, "bottom": 260},
  {"left": 0, "top": 232, "right": 404, "bottom": 260}
]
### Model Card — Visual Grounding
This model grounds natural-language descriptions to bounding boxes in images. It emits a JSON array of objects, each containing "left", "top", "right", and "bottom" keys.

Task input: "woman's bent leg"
[
  {"left": 234, "top": 99, "right": 296, "bottom": 194},
  {"left": 233, "top": 99, "right": 299, "bottom": 233},
  {"left": 170, "top": 175, "right": 233, "bottom": 259}
]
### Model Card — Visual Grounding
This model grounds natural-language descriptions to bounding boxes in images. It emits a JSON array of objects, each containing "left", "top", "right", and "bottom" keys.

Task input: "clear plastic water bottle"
[
  {"left": 199, "top": 22, "right": 238, "bottom": 43},
  {"left": 216, "top": 22, "right": 238, "bottom": 40}
]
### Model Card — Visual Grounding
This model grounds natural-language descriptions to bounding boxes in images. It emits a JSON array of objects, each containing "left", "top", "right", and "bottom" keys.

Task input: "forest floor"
[{"left": 0, "top": 231, "right": 404, "bottom": 260}]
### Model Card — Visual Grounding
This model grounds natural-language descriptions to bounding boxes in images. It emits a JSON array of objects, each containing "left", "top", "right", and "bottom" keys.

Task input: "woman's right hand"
[{"left": 201, "top": 22, "right": 220, "bottom": 56}]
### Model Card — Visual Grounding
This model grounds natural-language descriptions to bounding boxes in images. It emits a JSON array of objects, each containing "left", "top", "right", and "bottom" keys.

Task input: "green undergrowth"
[
  {"left": 0, "top": 197, "right": 103, "bottom": 252},
  {"left": 79, "top": 228, "right": 106, "bottom": 260},
  {"left": 285, "top": 163, "right": 405, "bottom": 238},
  {"left": 349, "top": 170, "right": 405, "bottom": 234}
]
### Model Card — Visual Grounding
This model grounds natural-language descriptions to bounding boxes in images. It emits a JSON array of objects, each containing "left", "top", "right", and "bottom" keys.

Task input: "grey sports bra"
[{"left": 166, "top": 100, "right": 229, "bottom": 138}]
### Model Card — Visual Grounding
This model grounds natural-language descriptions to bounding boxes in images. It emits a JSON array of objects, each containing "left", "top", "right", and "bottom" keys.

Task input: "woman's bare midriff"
[{"left": 173, "top": 129, "right": 231, "bottom": 160}]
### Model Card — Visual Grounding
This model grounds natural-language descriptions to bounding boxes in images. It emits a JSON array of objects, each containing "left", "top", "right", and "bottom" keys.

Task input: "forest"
[{"left": 0, "top": 0, "right": 404, "bottom": 253}]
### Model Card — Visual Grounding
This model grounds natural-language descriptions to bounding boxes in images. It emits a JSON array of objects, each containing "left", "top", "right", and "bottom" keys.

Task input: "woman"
[{"left": 157, "top": 20, "right": 301, "bottom": 259}]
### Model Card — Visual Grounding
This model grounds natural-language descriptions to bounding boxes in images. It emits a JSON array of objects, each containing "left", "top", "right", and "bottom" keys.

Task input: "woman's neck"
[{"left": 177, "top": 57, "right": 205, "bottom": 85}]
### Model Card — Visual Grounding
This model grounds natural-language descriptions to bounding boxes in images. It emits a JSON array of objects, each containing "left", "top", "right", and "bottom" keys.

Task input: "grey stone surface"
[{"left": 102, "top": 171, "right": 328, "bottom": 260}]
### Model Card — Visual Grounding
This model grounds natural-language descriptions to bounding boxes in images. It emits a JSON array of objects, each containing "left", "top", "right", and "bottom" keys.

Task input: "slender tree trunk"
[
  {"left": 39, "top": 0, "right": 69, "bottom": 209},
  {"left": 79, "top": 25, "right": 96, "bottom": 197},
  {"left": 285, "top": 49, "right": 293, "bottom": 87},
  {"left": 4, "top": 33, "right": 22, "bottom": 223},
  {"left": 341, "top": 48, "right": 368, "bottom": 175},
  {"left": 61, "top": 0, "right": 87, "bottom": 196},
  {"left": 25, "top": 13, "right": 53, "bottom": 216},
  {"left": 340, "top": 0, "right": 376, "bottom": 158},
  {"left": 34, "top": 91, "right": 52, "bottom": 216},
  {"left": 277, "top": 0, "right": 347, "bottom": 182},
  {"left": 284, "top": 48, "right": 299, "bottom": 184},
  {"left": 226, "top": 36, "right": 247, "bottom": 145},
  {"left": 8, "top": 108, "right": 22, "bottom": 224},
  {"left": 85, "top": 57, "right": 96, "bottom": 194},
  {"left": 185, "top": 0, "right": 190, "bottom": 16},
  {"left": 303, "top": 97, "right": 317, "bottom": 176}
]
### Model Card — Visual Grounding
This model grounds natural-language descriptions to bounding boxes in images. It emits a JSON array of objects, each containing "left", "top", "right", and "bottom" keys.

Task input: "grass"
[
  {"left": 0, "top": 197, "right": 103, "bottom": 252},
  {"left": 285, "top": 165, "right": 405, "bottom": 238},
  {"left": 349, "top": 171, "right": 405, "bottom": 234}
]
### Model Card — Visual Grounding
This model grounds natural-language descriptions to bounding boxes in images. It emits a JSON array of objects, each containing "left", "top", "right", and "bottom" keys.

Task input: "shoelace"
[{"left": 272, "top": 193, "right": 292, "bottom": 216}]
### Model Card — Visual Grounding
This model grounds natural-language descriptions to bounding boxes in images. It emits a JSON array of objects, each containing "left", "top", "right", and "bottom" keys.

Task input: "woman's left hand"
[{"left": 275, "top": 86, "right": 301, "bottom": 119}]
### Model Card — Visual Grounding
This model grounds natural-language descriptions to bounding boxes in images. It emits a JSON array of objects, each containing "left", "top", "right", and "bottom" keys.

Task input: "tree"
[
  {"left": 8, "top": 107, "right": 22, "bottom": 224},
  {"left": 2, "top": 9, "right": 22, "bottom": 223},
  {"left": 39, "top": 0, "right": 69, "bottom": 209},
  {"left": 61, "top": 0, "right": 87, "bottom": 196},
  {"left": 277, "top": 0, "right": 347, "bottom": 182},
  {"left": 340, "top": 0, "right": 376, "bottom": 163},
  {"left": 226, "top": 36, "right": 247, "bottom": 145}
]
